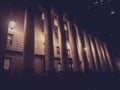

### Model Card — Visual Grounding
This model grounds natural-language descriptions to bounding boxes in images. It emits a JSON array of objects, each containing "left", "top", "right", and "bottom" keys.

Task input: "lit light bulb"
[{"left": 9, "top": 21, "right": 16, "bottom": 30}]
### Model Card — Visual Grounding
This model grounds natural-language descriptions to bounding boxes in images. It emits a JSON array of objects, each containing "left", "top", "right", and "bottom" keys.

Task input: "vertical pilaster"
[
  {"left": 98, "top": 40, "right": 106, "bottom": 71},
  {"left": 67, "top": 19, "right": 80, "bottom": 72},
  {"left": 89, "top": 36, "right": 101, "bottom": 72},
  {"left": 57, "top": 13, "right": 69, "bottom": 72},
  {"left": 103, "top": 42, "right": 114, "bottom": 72},
  {"left": 94, "top": 38, "right": 106, "bottom": 72},
  {"left": 44, "top": 8, "right": 55, "bottom": 74},
  {"left": 0, "top": 2, "right": 9, "bottom": 71},
  {"left": 23, "top": 3, "right": 35, "bottom": 72},
  {"left": 99, "top": 41, "right": 109, "bottom": 71},
  {"left": 88, "top": 34, "right": 96, "bottom": 72},
  {"left": 101, "top": 42, "right": 110, "bottom": 71},
  {"left": 74, "top": 24, "right": 86, "bottom": 73},
  {"left": 83, "top": 31, "right": 95, "bottom": 72}
]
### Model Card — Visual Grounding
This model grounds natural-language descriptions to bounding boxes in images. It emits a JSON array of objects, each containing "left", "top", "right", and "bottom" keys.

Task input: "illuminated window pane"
[
  {"left": 3, "top": 58, "right": 10, "bottom": 70},
  {"left": 66, "top": 31, "right": 69, "bottom": 40},
  {"left": 42, "top": 12, "right": 44, "bottom": 20},
  {"left": 64, "top": 23, "right": 68, "bottom": 31},
  {"left": 41, "top": 13, "right": 44, "bottom": 32},
  {"left": 54, "top": 25, "right": 59, "bottom": 39},
  {"left": 67, "top": 42, "right": 70, "bottom": 49},
  {"left": 56, "top": 46, "right": 60, "bottom": 55},
  {"left": 58, "top": 63, "right": 61, "bottom": 71},
  {"left": 7, "top": 34, "right": 13, "bottom": 46},
  {"left": 55, "top": 30, "right": 58, "bottom": 39},
  {"left": 54, "top": 18, "right": 58, "bottom": 26},
  {"left": 67, "top": 49, "right": 70, "bottom": 57}
]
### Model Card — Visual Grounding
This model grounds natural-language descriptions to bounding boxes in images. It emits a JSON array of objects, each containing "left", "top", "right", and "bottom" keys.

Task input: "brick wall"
[
  {"left": 6, "top": 54, "right": 24, "bottom": 76},
  {"left": 34, "top": 12, "right": 45, "bottom": 55},
  {"left": 34, "top": 57, "right": 45, "bottom": 75},
  {"left": 7, "top": 8, "right": 24, "bottom": 52}
]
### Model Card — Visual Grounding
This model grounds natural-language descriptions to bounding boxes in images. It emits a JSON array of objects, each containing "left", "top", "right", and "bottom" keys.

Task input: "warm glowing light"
[
  {"left": 84, "top": 47, "right": 87, "bottom": 51},
  {"left": 42, "top": 34, "right": 45, "bottom": 42},
  {"left": 9, "top": 21, "right": 16, "bottom": 31},
  {"left": 64, "top": 23, "right": 68, "bottom": 31},
  {"left": 53, "top": 18, "right": 58, "bottom": 26},
  {"left": 67, "top": 42, "right": 70, "bottom": 49},
  {"left": 42, "top": 12, "right": 44, "bottom": 20}
]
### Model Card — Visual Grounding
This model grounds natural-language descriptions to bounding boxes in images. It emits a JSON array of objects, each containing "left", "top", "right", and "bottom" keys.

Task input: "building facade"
[{"left": 0, "top": 2, "right": 114, "bottom": 76}]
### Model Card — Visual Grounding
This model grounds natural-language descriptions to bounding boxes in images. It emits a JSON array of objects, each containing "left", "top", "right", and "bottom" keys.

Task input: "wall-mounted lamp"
[{"left": 8, "top": 21, "right": 16, "bottom": 31}]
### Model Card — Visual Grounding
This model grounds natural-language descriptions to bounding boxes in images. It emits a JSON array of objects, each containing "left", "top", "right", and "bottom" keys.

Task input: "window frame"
[
  {"left": 56, "top": 46, "right": 60, "bottom": 55},
  {"left": 7, "top": 33, "right": 13, "bottom": 46},
  {"left": 3, "top": 57, "right": 11, "bottom": 71}
]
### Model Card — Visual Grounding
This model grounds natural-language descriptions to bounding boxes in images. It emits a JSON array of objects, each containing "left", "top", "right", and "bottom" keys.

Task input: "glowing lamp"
[{"left": 9, "top": 21, "right": 16, "bottom": 30}]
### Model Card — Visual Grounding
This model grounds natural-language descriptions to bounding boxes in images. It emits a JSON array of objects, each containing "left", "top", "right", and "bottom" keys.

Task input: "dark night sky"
[{"left": 51, "top": 0, "right": 120, "bottom": 58}]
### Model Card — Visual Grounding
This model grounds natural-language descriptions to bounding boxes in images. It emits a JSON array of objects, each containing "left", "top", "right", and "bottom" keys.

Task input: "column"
[
  {"left": 44, "top": 7, "right": 55, "bottom": 74},
  {"left": 89, "top": 35, "right": 100, "bottom": 72},
  {"left": 94, "top": 38, "right": 106, "bottom": 72},
  {"left": 99, "top": 41, "right": 109, "bottom": 71},
  {"left": 83, "top": 31, "right": 95, "bottom": 72},
  {"left": 0, "top": 2, "right": 9, "bottom": 71},
  {"left": 93, "top": 38, "right": 102, "bottom": 72},
  {"left": 74, "top": 23, "right": 86, "bottom": 73},
  {"left": 57, "top": 13, "right": 69, "bottom": 72},
  {"left": 101, "top": 42, "right": 110, "bottom": 71},
  {"left": 67, "top": 19, "right": 80, "bottom": 72},
  {"left": 88, "top": 34, "right": 96, "bottom": 72},
  {"left": 23, "top": 3, "right": 35, "bottom": 72},
  {"left": 103, "top": 42, "right": 114, "bottom": 72},
  {"left": 98, "top": 40, "right": 106, "bottom": 71}
]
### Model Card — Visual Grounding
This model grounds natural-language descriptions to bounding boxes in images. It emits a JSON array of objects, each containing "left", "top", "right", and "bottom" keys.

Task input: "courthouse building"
[{"left": 0, "top": 1, "right": 114, "bottom": 76}]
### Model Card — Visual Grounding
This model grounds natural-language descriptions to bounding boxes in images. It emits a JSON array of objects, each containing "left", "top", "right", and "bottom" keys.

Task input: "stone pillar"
[
  {"left": 23, "top": 3, "right": 35, "bottom": 72},
  {"left": 89, "top": 35, "right": 100, "bottom": 72},
  {"left": 88, "top": 34, "right": 96, "bottom": 72},
  {"left": 83, "top": 31, "right": 95, "bottom": 72},
  {"left": 44, "top": 8, "right": 55, "bottom": 74},
  {"left": 94, "top": 38, "right": 106, "bottom": 72},
  {"left": 93, "top": 38, "right": 102, "bottom": 72},
  {"left": 99, "top": 41, "right": 109, "bottom": 71},
  {"left": 98, "top": 40, "right": 106, "bottom": 71},
  {"left": 103, "top": 42, "right": 114, "bottom": 72},
  {"left": 0, "top": 2, "right": 9, "bottom": 72},
  {"left": 67, "top": 19, "right": 80, "bottom": 72},
  {"left": 101, "top": 42, "right": 110, "bottom": 71},
  {"left": 57, "top": 13, "right": 69, "bottom": 72},
  {"left": 74, "top": 24, "right": 86, "bottom": 73}
]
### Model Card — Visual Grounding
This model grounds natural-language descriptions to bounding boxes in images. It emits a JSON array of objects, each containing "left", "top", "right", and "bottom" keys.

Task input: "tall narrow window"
[
  {"left": 41, "top": 12, "right": 44, "bottom": 32},
  {"left": 58, "top": 63, "right": 61, "bottom": 72},
  {"left": 3, "top": 58, "right": 11, "bottom": 71},
  {"left": 55, "top": 29, "right": 59, "bottom": 39},
  {"left": 66, "top": 31, "right": 69, "bottom": 40},
  {"left": 42, "top": 12, "right": 44, "bottom": 20},
  {"left": 56, "top": 46, "right": 60, "bottom": 55},
  {"left": 7, "top": 34, "right": 13, "bottom": 46},
  {"left": 64, "top": 23, "right": 68, "bottom": 31},
  {"left": 53, "top": 17, "right": 58, "bottom": 26},
  {"left": 67, "top": 49, "right": 70, "bottom": 57},
  {"left": 53, "top": 17, "right": 59, "bottom": 39}
]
